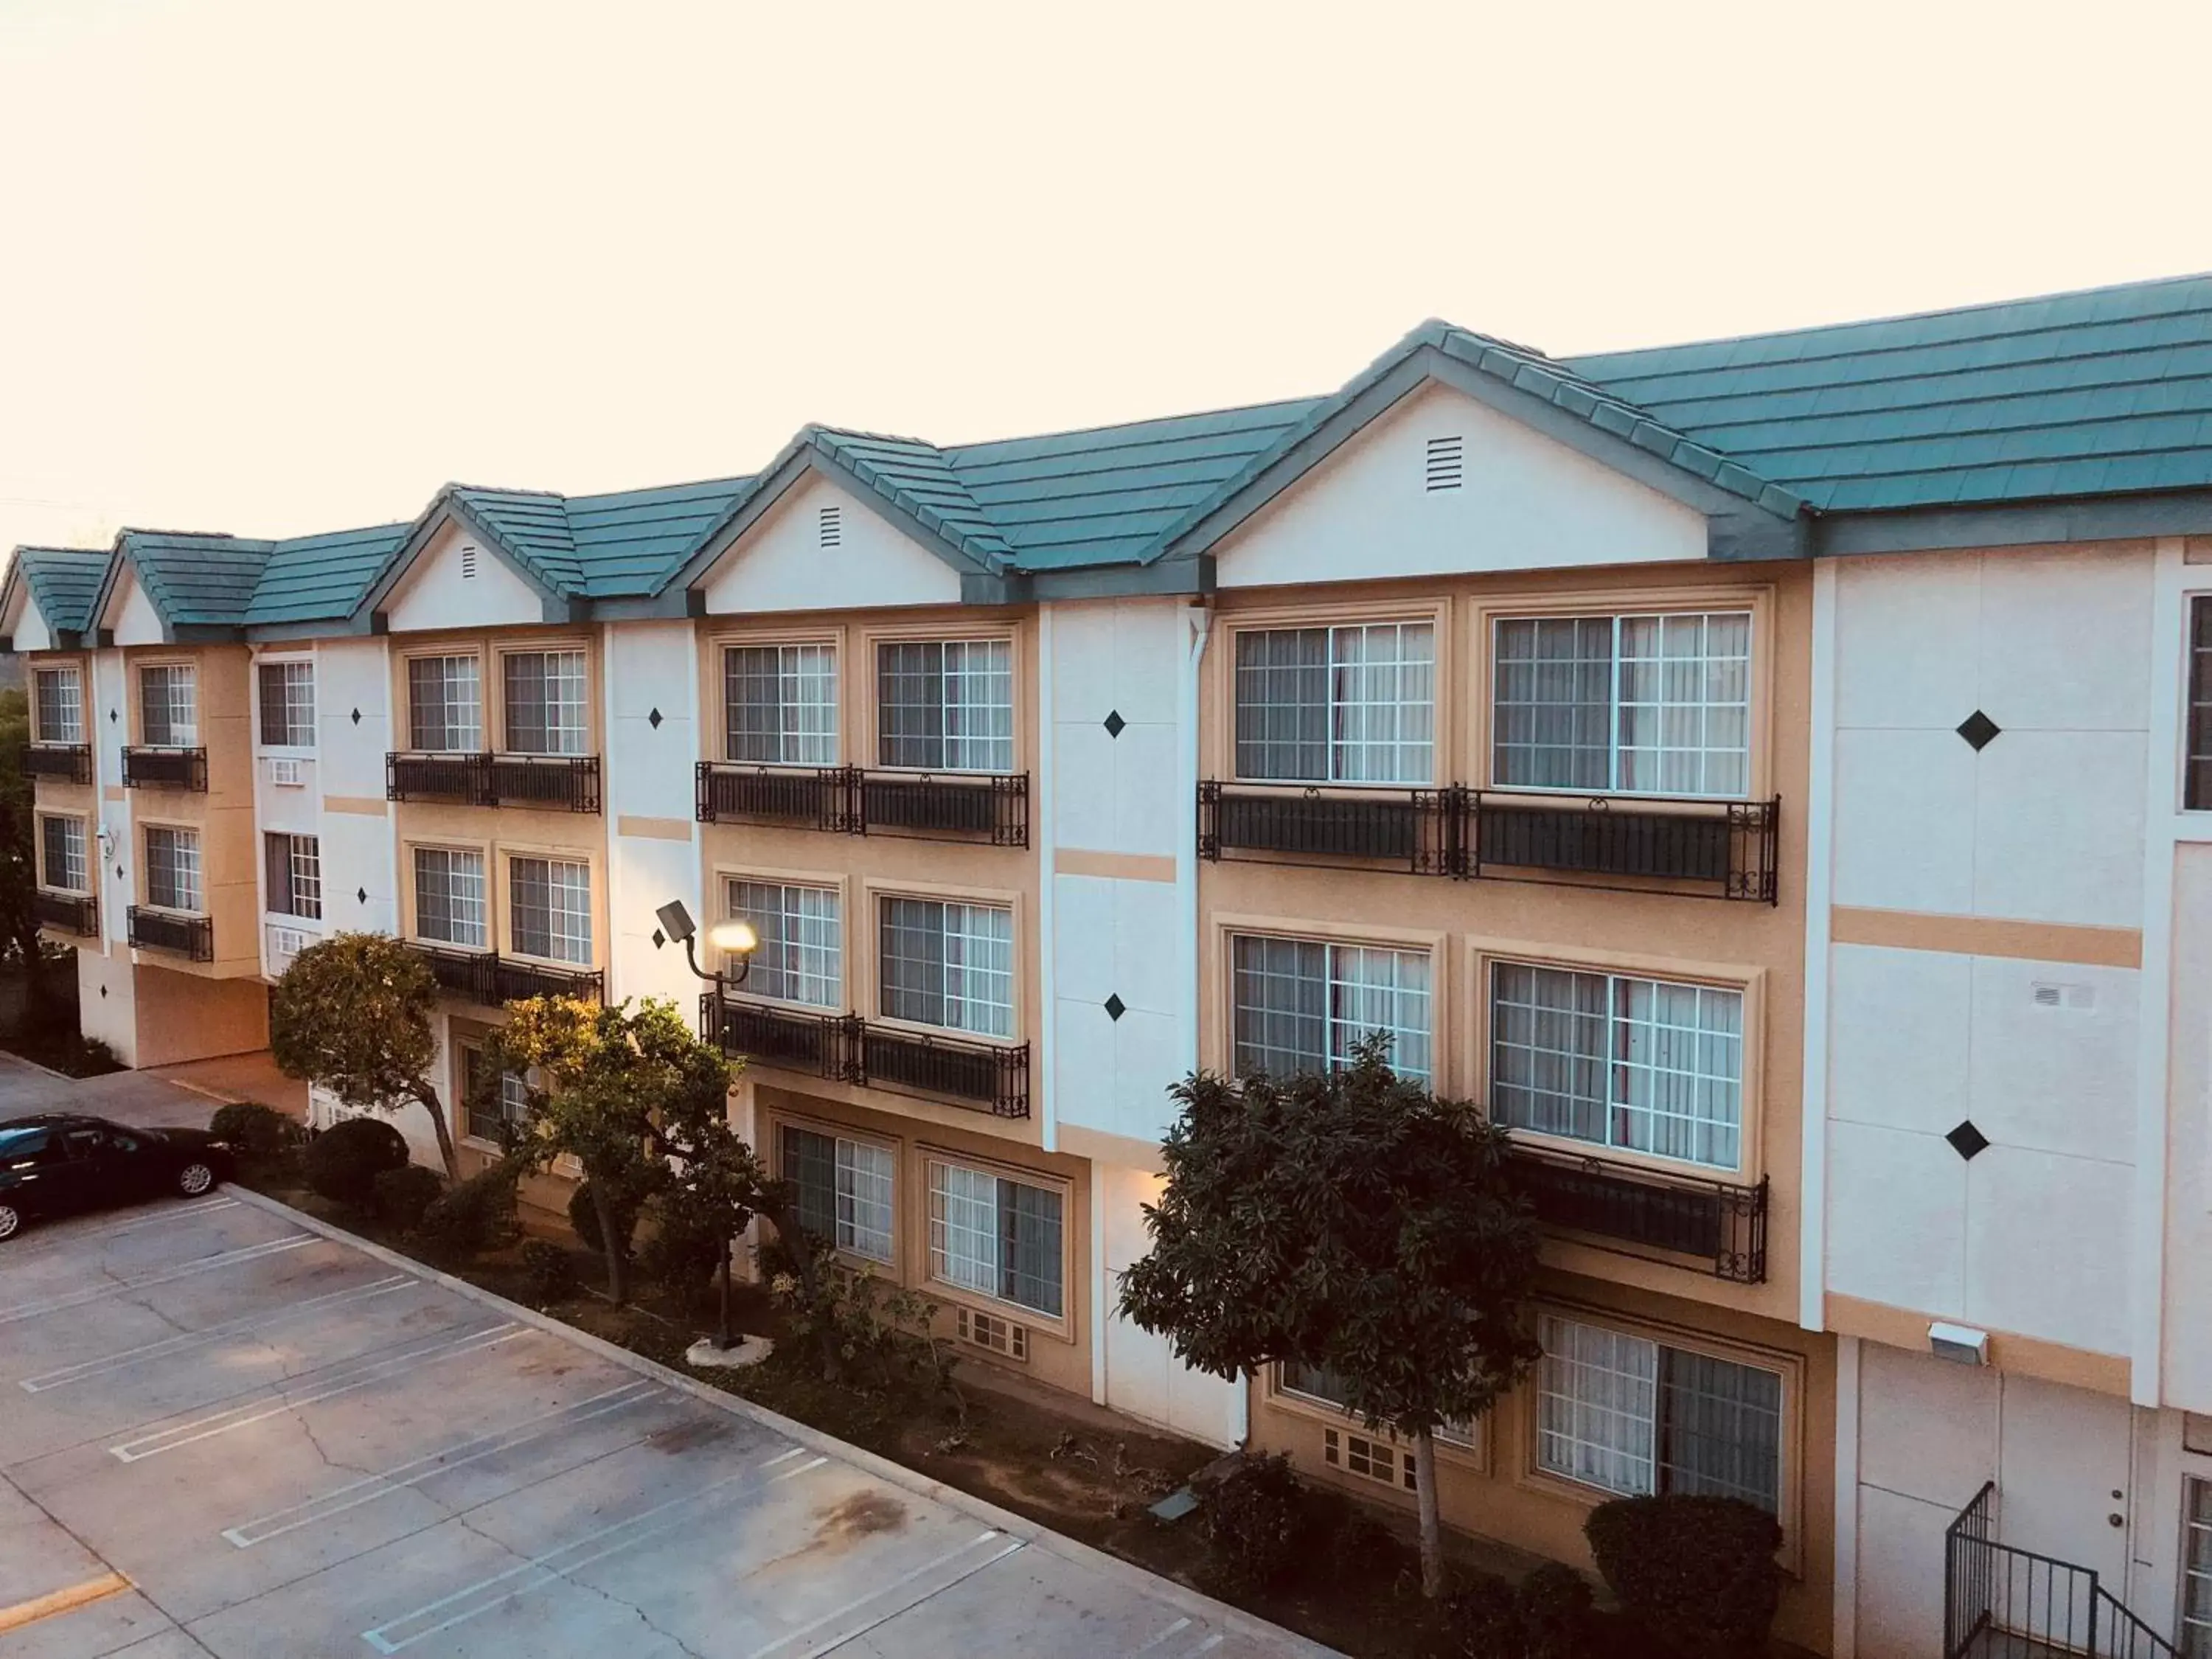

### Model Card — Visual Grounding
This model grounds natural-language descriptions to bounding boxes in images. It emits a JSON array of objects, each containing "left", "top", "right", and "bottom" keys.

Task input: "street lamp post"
[{"left": 656, "top": 899, "right": 758, "bottom": 1353}]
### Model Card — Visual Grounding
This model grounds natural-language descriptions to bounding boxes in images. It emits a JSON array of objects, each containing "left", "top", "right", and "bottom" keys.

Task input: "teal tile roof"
[
  {"left": 566, "top": 476, "right": 754, "bottom": 596},
  {"left": 1564, "top": 272, "right": 2212, "bottom": 512},
  {"left": 245, "top": 522, "right": 411, "bottom": 625},
  {"left": 114, "top": 531, "right": 278, "bottom": 627},
  {"left": 7, "top": 546, "right": 111, "bottom": 636}
]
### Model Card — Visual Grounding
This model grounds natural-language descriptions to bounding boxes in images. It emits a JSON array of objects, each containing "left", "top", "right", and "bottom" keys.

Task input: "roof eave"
[
  {"left": 352, "top": 488, "right": 573, "bottom": 625},
  {"left": 1810, "top": 488, "right": 2212, "bottom": 557}
]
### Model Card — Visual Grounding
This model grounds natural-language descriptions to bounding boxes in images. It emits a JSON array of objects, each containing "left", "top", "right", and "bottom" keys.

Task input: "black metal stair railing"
[
  {"left": 700, "top": 993, "right": 1030, "bottom": 1118},
  {"left": 1945, "top": 1481, "right": 2177, "bottom": 1658},
  {"left": 21, "top": 743, "right": 93, "bottom": 785},
  {"left": 1507, "top": 1140, "right": 1769, "bottom": 1283},
  {"left": 693, "top": 763, "right": 1029, "bottom": 846}
]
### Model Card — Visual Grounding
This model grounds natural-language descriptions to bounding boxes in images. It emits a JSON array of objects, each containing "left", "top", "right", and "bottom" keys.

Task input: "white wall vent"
[
  {"left": 1321, "top": 1427, "right": 1416, "bottom": 1489},
  {"left": 818, "top": 505, "right": 843, "bottom": 549},
  {"left": 2031, "top": 981, "right": 2096, "bottom": 1010},
  {"left": 459, "top": 543, "right": 479, "bottom": 580},
  {"left": 1425, "top": 435, "right": 1464, "bottom": 492},
  {"left": 955, "top": 1307, "right": 1028, "bottom": 1361},
  {"left": 269, "top": 757, "right": 305, "bottom": 787}
]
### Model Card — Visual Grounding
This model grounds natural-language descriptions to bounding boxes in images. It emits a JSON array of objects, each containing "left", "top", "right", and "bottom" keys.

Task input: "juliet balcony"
[
  {"left": 695, "top": 764, "right": 1029, "bottom": 847},
  {"left": 406, "top": 942, "right": 605, "bottom": 1007},
  {"left": 701, "top": 993, "right": 1032, "bottom": 1119},
  {"left": 127, "top": 906, "right": 213, "bottom": 961},
  {"left": 385, "top": 753, "right": 602, "bottom": 813},
  {"left": 21, "top": 743, "right": 93, "bottom": 785},
  {"left": 1507, "top": 1140, "right": 1770, "bottom": 1284},
  {"left": 121, "top": 747, "right": 209, "bottom": 791},
  {"left": 33, "top": 891, "right": 97, "bottom": 937}
]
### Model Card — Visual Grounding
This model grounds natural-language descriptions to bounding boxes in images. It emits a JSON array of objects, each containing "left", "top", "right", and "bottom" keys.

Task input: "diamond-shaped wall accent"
[
  {"left": 651, "top": 928, "right": 667, "bottom": 949},
  {"left": 1104, "top": 993, "right": 1126, "bottom": 1021},
  {"left": 356, "top": 887, "right": 368, "bottom": 905},
  {"left": 1102, "top": 711, "right": 1126, "bottom": 739},
  {"left": 1946, "top": 1119, "right": 1991, "bottom": 1161},
  {"left": 351, "top": 707, "right": 362, "bottom": 726},
  {"left": 648, "top": 708, "right": 664, "bottom": 730},
  {"left": 1957, "top": 710, "right": 2001, "bottom": 751},
  {"left": 109, "top": 708, "right": 117, "bottom": 723}
]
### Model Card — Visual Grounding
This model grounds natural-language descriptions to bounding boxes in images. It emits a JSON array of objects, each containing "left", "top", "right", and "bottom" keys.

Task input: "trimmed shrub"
[
  {"left": 372, "top": 1164, "right": 445, "bottom": 1233},
  {"left": 1194, "top": 1453, "right": 1308, "bottom": 1591},
  {"left": 638, "top": 1191, "right": 728, "bottom": 1306},
  {"left": 1517, "top": 1562, "right": 1596, "bottom": 1659},
  {"left": 1584, "top": 1495, "right": 1783, "bottom": 1659},
  {"left": 521, "top": 1239, "right": 579, "bottom": 1303},
  {"left": 303, "top": 1116, "right": 409, "bottom": 1211},
  {"left": 416, "top": 1163, "right": 523, "bottom": 1263},
  {"left": 208, "top": 1102, "right": 297, "bottom": 1164},
  {"left": 568, "top": 1179, "right": 641, "bottom": 1262},
  {"left": 1447, "top": 1572, "right": 1524, "bottom": 1658}
]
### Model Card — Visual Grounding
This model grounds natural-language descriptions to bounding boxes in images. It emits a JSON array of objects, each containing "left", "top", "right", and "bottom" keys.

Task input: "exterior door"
[{"left": 1998, "top": 1374, "right": 2136, "bottom": 1638}]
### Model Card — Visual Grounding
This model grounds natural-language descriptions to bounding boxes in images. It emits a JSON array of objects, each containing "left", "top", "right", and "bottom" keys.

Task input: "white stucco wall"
[
  {"left": 12, "top": 599, "right": 52, "bottom": 652},
  {"left": 383, "top": 520, "right": 544, "bottom": 633},
  {"left": 602, "top": 619, "right": 704, "bottom": 1009},
  {"left": 694, "top": 475, "right": 964, "bottom": 616},
  {"left": 106, "top": 566, "right": 166, "bottom": 647}
]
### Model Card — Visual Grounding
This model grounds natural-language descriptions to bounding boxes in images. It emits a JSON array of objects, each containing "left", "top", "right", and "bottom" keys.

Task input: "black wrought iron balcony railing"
[
  {"left": 1468, "top": 793, "right": 1779, "bottom": 903},
  {"left": 701, "top": 995, "right": 1031, "bottom": 1119},
  {"left": 405, "top": 942, "right": 605, "bottom": 1007},
  {"left": 694, "top": 763, "right": 1029, "bottom": 846},
  {"left": 121, "top": 746, "right": 209, "bottom": 791},
  {"left": 33, "top": 890, "right": 97, "bottom": 936},
  {"left": 127, "top": 906, "right": 213, "bottom": 961},
  {"left": 1197, "top": 782, "right": 1457, "bottom": 874},
  {"left": 385, "top": 753, "right": 602, "bottom": 813},
  {"left": 21, "top": 743, "right": 93, "bottom": 785},
  {"left": 1507, "top": 1140, "right": 1769, "bottom": 1283}
]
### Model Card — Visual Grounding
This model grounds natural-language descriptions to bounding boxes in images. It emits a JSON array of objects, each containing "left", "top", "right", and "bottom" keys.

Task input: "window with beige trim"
[
  {"left": 1489, "top": 961, "right": 1742, "bottom": 1171},
  {"left": 1534, "top": 1312, "right": 1782, "bottom": 1514},
  {"left": 878, "top": 897, "right": 1013, "bottom": 1037},
  {"left": 1277, "top": 1361, "right": 1474, "bottom": 1447},
  {"left": 139, "top": 664, "right": 198, "bottom": 747},
  {"left": 779, "top": 1124, "right": 894, "bottom": 1263},
  {"left": 1492, "top": 611, "right": 1750, "bottom": 798},
  {"left": 145, "top": 825, "right": 202, "bottom": 913},
  {"left": 1234, "top": 622, "right": 1436, "bottom": 785},
  {"left": 413, "top": 846, "right": 487, "bottom": 947},
  {"left": 926, "top": 1157, "right": 1062, "bottom": 1318},
  {"left": 39, "top": 815, "right": 87, "bottom": 893},
  {"left": 1230, "top": 933, "right": 1432, "bottom": 1082},
  {"left": 877, "top": 639, "right": 1012, "bottom": 772},
  {"left": 408, "top": 655, "right": 481, "bottom": 752},
  {"left": 2187, "top": 597, "right": 2212, "bottom": 811},
  {"left": 502, "top": 650, "right": 588, "bottom": 756},
  {"left": 32, "top": 666, "right": 83, "bottom": 745},
  {"left": 725, "top": 644, "right": 838, "bottom": 765},
  {"left": 509, "top": 856, "right": 591, "bottom": 964},
  {"left": 726, "top": 880, "right": 841, "bottom": 1006}
]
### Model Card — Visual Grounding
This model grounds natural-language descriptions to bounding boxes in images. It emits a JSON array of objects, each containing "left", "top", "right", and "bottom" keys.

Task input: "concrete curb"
[{"left": 220, "top": 1181, "right": 1342, "bottom": 1658}]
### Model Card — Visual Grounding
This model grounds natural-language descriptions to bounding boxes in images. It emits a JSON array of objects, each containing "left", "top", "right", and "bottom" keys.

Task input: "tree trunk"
[
  {"left": 759, "top": 1193, "right": 841, "bottom": 1381},
  {"left": 1413, "top": 1427, "right": 1444, "bottom": 1599},
  {"left": 590, "top": 1179, "right": 630, "bottom": 1307},
  {"left": 411, "top": 1083, "right": 463, "bottom": 1181}
]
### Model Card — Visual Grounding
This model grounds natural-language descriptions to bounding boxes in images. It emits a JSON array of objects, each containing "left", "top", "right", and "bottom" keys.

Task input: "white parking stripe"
[
  {"left": 108, "top": 1324, "right": 526, "bottom": 1462},
  {"left": 359, "top": 1450, "right": 831, "bottom": 1652},
  {"left": 222, "top": 1380, "right": 662, "bottom": 1546},
  {"left": 2, "top": 1197, "right": 237, "bottom": 1258},
  {"left": 0, "top": 1234, "right": 314, "bottom": 1324},
  {"left": 20, "top": 1275, "right": 416, "bottom": 1393},
  {"left": 1180, "top": 1638, "right": 1225, "bottom": 1657},
  {"left": 1130, "top": 1617, "right": 1194, "bottom": 1654},
  {"left": 749, "top": 1528, "right": 1023, "bottom": 1658}
]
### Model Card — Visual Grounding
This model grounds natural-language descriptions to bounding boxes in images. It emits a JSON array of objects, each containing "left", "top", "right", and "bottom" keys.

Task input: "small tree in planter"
[
  {"left": 271, "top": 933, "right": 461, "bottom": 1180},
  {"left": 1119, "top": 1038, "right": 1543, "bottom": 1599}
]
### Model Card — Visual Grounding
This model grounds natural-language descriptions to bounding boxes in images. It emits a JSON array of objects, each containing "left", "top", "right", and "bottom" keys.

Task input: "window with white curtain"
[
  {"left": 257, "top": 661, "right": 315, "bottom": 748},
  {"left": 1234, "top": 622, "right": 1436, "bottom": 785},
  {"left": 1536, "top": 1313, "right": 1782, "bottom": 1514},
  {"left": 725, "top": 644, "right": 838, "bottom": 765},
  {"left": 408, "top": 655, "right": 482, "bottom": 752},
  {"left": 877, "top": 639, "right": 1014, "bottom": 772},
  {"left": 265, "top": 832, "right": 321, "bottom": 919},
  {"left": 1230, "top": 933, "right": 1432, "bottom": 1082},
  {"left": 1277, "top": 1361, "right": 1475, "bottom": 1447},
  {"left": 32, "top": 667, "right": 83, "bottom": 745},
  {"left": 2184, "top": 1477, "right": 2212, "bottom": 1658},
  {"left": 1489, "top": 960, "right": 1743, "bottom": 1170},
  {"left": 145, "top": 826, "right": 203, "bottom": 912},
  {"left": 877, "top": 897, "right": 1013, "bottom": 1036},
  {"left": 39, "top": 816, "right": 87, "bottom": 892},
  {"left": 139, "top": 664, "right": 198, "bottom": 747},
  {"left": 413, "top": 846, "right": 487, "bottom": 947},
  {"left": 726, "top": 880, "right": 841, "bottom": 1006},
  {"left": 502, "top": 650, "right": 588, "bottom": 756},
  {"left": 927, "top": 1159, "right": 1063, "bottom": 1317},
  {"left": 509, "top": 857, "right": 591, "bottom": 964},
  {"left": 780, "top": 1125, "right": 895, "bottom": 1263},
  {"left": 1492, "top": 611, "right": 1751, "bottom": 798}
]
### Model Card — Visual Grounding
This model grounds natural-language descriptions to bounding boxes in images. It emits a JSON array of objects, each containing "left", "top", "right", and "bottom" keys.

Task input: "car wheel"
[
  {"left": 176, "top": 1163, "right": 215, "bottom": 1197},
  {"left": 0, "top": 1203, "right": 21, "bottom": 1242}
]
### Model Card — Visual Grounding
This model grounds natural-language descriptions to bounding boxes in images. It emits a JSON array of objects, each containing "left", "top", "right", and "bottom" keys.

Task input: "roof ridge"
[{"left": 941, "top": 394, "right": 1326, "bottom": 456}]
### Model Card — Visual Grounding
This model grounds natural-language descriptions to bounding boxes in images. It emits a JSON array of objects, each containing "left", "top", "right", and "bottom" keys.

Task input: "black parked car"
[{"left": 0, "top": 1114, "right": 236, "bottom": 1242}]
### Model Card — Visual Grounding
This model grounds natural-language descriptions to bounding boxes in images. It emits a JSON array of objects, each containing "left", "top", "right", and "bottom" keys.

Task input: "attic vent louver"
[
  {"left": 459, "top": 543, "right": 479, "bottom": 580},
  {"left": 1425, "top": 436, "right": 1464, "bottom": 492},
  {"left": 819, "top": 505, "right": 843, "bottom": 549}
]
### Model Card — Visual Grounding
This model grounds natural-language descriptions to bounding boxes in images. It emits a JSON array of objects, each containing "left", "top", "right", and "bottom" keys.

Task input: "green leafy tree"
[
  {"left": 270, "top": 932, "right": 462, "bottom": 1180},
  {"left": 1118, "top": 1038, "right": 1543, "bottom": 1598}
]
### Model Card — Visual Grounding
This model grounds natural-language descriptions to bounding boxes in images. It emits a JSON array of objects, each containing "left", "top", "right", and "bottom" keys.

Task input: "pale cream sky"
[{"left": 2, "top": 0, "right": 2209, "bottom": 560}]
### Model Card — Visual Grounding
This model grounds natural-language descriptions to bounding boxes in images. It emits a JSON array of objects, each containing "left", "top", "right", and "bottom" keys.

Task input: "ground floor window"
[
  {"left": 926, "top": 1158, "right": 1063, "bottom": 1318},
  {"left": 460, "top": 1045, "right": 530, "bottom": 1145},
  {"left": 2185, "top": 1477, "right": 2212, "bottom": 1658},
  {"left": 779, "top": 1124, "right": 894, "bottom": 1264},
  {"left": 1534, "top": 1312, "right": 1782, "bottom": 1514},
  {"left": 1278, "top": 1361, "right": 1475, "bottom": 1448}
]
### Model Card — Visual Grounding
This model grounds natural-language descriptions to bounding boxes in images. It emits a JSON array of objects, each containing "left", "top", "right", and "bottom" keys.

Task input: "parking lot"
[{"left": 0, "top": 1065, "right": 1323, "bottom": 1658}]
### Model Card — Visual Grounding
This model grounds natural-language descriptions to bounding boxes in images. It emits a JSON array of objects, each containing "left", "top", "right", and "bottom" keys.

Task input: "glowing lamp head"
[{"left": 708, "top": 919, "right": 758, "bottom": 958}]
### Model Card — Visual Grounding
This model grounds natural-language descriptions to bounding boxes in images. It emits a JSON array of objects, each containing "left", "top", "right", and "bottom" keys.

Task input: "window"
[
  {"left": 779, "top": 1125, "right": 895, "bottom": 1263},
  {"left": 461, "top": 1046, "right": 532, "bottom": 1145},
  {"left": 408, "top": 655, "right": 482, "bottom": 752},
  {"left": 265, "top": 833, "right": 321, "bottom": 919},
  {"left": 145, "top": 826, "right": 203, "bottom": 913},
  {"left": 39, "top": 816, "right": 87, "bottom": 893},
  {"left": 1489, "top": 961, "right": 1744, "bottom": 1170},
  {"left": 1279, "top": 1361, "right": 1475, "bottom": 1447},
  {"left": 509, "top": 857, "right": 591, "bottom": 964},
  {"left": 2188, "top": 598, "right": 2212, "bottom": 811},
  {"left": 1536, "top": 1314, "right": 1782, "bottom": 1514},
  {"left": 2185, "top": 1477, "right": 2212, "bottom": 1658},
  {"left": 257, "top": 661, "right": 315, "bottom": 748},
  {"left": 139, "top": 664, "right": 198, "bottom": 747},
  {"left": 32, "top": 667, "right": 83, "bottom": 745},
  {"left": 412, "top": 847, "right": 487, "bottom": 947},
  {"left": 878, "top": 897, "right": 1013, "bottom": 1037},
  {"left": 502, "top": 650, "right": 588, "bottom": 757},
  {"left": 1230, "top": 934, "right": 1433, "bottom": 1082},
  {"left": 1234, "top": 623, "right": 1436, "bottom": 785},
  {"left": 725, "top": 644, "right": 838, "bottom": 765},
  {"left": 877, "top": 639, "right": 1014, "bottom": 772},
  {"left": 927, "top": 1160, "right": 1062, "bottom": 1318},
  {"left": 726, "top": 880, "right": 841, "bottom": 1006},
  {"left": 1492, "top": 611, "right": 1751, "bottom": 798}
]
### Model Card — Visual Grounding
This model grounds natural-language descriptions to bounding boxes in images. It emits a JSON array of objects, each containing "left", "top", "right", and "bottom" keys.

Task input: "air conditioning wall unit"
[
  {"left": 955, "top": 1306, "right": 1028, "bottom": 1362},
  {"left": 269, "top": 757, "right": 305, "bottom": 787}
]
